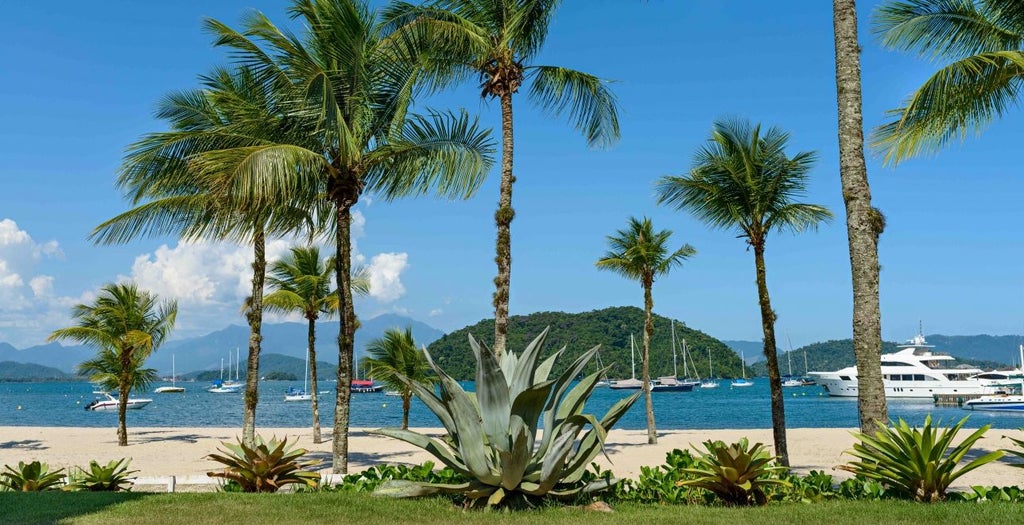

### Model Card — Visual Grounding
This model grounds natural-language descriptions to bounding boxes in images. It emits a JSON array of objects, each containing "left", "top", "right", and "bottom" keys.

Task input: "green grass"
[{"left": 1, "top": 493, "right": 1022, "bottom": 525}]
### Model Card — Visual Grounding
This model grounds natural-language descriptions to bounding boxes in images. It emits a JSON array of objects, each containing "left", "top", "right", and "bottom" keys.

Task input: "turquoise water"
[{"left": 2, "top": 381, "right": 1022, "bottom": 429}]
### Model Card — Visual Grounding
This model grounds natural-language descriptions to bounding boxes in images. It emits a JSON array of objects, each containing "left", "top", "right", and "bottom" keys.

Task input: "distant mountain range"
[{"left": 0, "top": 313, "right": 443, "bottom": 380}]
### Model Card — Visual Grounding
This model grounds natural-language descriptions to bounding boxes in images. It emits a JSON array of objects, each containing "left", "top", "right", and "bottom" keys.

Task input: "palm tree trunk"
[
  {"left": 833, "top": 0, "right": 887, "bottom": 434},
  {"left": 402, "top": 393, "right": 411, "bottom": 431},
  {"left": 642, "top": 282, "right": 656, "bottom": 445},
  {"left": 243, "top": 228, "right": 266, "bottom": 447},
  {"left": 308, "top": 316, "right": 321, "bottom": 444},
  {"left": 333, "top": 204, "right": 357, "bottom": 474},
  {"left": 753, "top": 243, "right": 788, "bottom": 466},
  {"left": 492, "top": 92, "right": 515, "bottom": 359},
  {"left": 117, "top": 365, "right": 129, "bottom": 446}
]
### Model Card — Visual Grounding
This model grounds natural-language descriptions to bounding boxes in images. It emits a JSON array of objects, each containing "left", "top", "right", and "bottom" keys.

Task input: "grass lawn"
[{"left": 1, "top": 492, "right": 1021, "bottom": 525}]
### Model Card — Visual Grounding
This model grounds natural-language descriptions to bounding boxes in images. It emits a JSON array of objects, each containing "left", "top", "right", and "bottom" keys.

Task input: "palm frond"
[
  {"left": 526, "top": 66, "right": 620, "bottom": 148},
  {"left": 873, "top": 0, "right": 1023, "bottom": 60}
]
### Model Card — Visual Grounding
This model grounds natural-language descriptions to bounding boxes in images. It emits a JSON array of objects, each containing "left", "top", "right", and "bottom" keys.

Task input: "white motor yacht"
[{"left": 85, "top": 392, "right": 152, "bottom": 411}]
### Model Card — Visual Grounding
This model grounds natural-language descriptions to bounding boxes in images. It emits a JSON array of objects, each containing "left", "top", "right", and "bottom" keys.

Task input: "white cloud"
[
  {"left": 429, "top": 309, "right": 443, "bottom": 317},
  {"left": 29, "top": 276, "right": 54, "bottom": 297},
  {"left": 0, "top": 219, "right": 68, "bottom": 346},
  {"left": 366, "top": 252, "right": 408, "bottom": 303}
]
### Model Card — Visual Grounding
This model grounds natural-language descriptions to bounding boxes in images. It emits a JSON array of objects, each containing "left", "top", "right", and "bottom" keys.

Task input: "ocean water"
[{"left": 2, "top": 380, "right": 1022, "bottom": 430}]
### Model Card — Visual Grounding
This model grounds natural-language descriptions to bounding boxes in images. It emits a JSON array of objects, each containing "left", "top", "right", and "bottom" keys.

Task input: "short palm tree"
[
  {"left": 48, "top": 283, "right": 177, "bottom": 446},
  {"left": 872, "top": 0, "right": 1024, "bottom": 165},
  {"left": 360, "top": 327, "right": 436, "bottom": 430},
  {"left": 205, "top": 0, "right": 494, "bottom": 473},
  {"left": 655, "top": 119, "right": 832, "bottom": 466},
  {"left": 385, "top": 0, "right": 621, "bottom": 358},
  {"left": 596, "top": 217, "right": 695, "bottom": 445},
  {"left": 264, "top": 245, "right": 371, "bottom": 443}
]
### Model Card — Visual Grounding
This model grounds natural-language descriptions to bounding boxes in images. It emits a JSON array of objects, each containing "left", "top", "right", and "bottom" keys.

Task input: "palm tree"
[
  {"left": 596, "top": 217, "right": 695, "bottom": 445},
  {"left": 48, "top": 283, "right": 177, "bottom": 446},
  {"left": 360, "top": 327, "right": 436, "bottom": 430},
  {"left": 655, "top": 119, "right": 832, "bottom": 465},
  {"left": 872, "top": 0, "right": 1024, "bottom": 165},
  {"left": 833, "top": 0, "right": 888, "bottom": 434},
  {"left": 92, "top": 67, "right": 322, "bottom": 447},
  {"left": 385, "top": 0, "right": 622, "bottom": 358},
  {"left": 205, "top": 0, "right": 494, "bottom": 473},
  {"left": 264, "top": 246, "right": 371, "bottom": 443}
]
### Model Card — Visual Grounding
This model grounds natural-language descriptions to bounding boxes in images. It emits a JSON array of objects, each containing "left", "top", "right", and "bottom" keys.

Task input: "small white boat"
[
  {"left": 731, "top": 351, "right": 754, "bottom": 387},
  {"left": 781, "top": 341, "right": 801, "bottom": 387},
  {"left": 208, "top": 355, "right": 242, "bottom": 393},
  {"left": 85, "top": 392, "right": 152, "bottom": 411},
  {"left": 155, "top": 355, "right": 185, "bottom": 393},
  {"left": 384, "top": 390, "right": 402, "bottom": 397},
  {"left": 285, "top": 347, "right": 313, "bottom": 402},
  {"left": 700, "top": 347, "right": 719, "bottom": 388},
  {"left": 781, "top": 378, "right": 803, "bottom": 388},
  {"left": 609, "top": 334, "right": 645, "bottom": 390},
  {"left": 963, "top": 345, "right": 1024, "bottom": 412}
]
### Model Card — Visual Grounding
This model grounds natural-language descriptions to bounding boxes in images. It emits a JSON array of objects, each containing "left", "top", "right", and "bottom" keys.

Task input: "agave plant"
[
  {"left": 676, "top": 438, "right": 789, "bottom": 506},
  {"left": 1004, "top": 429, "right": 1024, "bottom": 467},
  {"left": 67, "top": 459, "right": 138, "bottom": 492},
  {"left": 0, "top": 461, "right": 66, "bottom": 492},
  {"left": 207, "top": 435, "right": 321, "bottom": 493},
  {"left": 839, "top": 416, "right": 1002, "bottom": 502},
  {"left": 372, "top": 328, "right": 641, "bottom": 508}
]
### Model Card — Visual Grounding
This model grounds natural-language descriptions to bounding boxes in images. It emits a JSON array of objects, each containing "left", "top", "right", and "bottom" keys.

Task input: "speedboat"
[
  {"left": 808, "top": 330, "right": 1004, "bottom": 399},
  {"left": 963, "top": 394, "right": 1024, "bottom": 412},
  {"left": 85, "top": 392, "right": 152, "bottom": 411}
]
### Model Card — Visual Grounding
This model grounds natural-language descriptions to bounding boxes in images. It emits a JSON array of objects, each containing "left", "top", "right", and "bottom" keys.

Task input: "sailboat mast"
[
  {"left": 303, "top": 347, "right": 309, "bottom": 393},
  {"left": 236, "top": 347, "right": 240, "bottom": 382},
  {"left": 707, "top": 347, "right": 713, "bottom": 378},
  {"left": 741, "top": 351, "right": 746, "bottom": 379},
  {"left": 630, "top": 333, "right": 636, "bottom": 380},
  {"left": 220, "top": 358, "right": 224, "bottom": 380},
  {"left": 671, "top": 320, "right": 678, "bottom": 377},
  {"left": 172, "top": 355, "right": 176, "bottom": 386}
]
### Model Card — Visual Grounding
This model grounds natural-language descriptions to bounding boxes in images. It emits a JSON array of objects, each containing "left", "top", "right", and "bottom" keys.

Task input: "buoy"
[
  {"left": 382, "top": 403, "right": 387, "bottom": 408},
  {"left": 17, "top": 405, "right": 22, "bottom": 410}
]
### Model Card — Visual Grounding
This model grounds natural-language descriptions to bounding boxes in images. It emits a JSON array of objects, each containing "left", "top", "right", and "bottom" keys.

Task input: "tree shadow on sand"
[{"left": 0, "top": 439, "right": 47, "bottom": 451}]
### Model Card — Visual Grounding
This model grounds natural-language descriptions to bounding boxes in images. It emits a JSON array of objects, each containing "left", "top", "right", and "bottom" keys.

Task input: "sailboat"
[
  {"left": 652, "top": 320, "right": 694, "bottom": 392},
  {"left": 800, "top": 348, "right": 817, "bottom": 386},
  {"left": 222, "top": 348, "right": 242, "bottom": 389},
  {"left": 155, "top": 355, "right": 185, "bottom": 393},
  {"left": 731, "top": 351, "right": 754, "bottom": 387},
  {"left": 594, "top": 349, "right": 611, "bottom": 388},
  {"left": 782, "top": 337, "right": 803, "bottom": 387},
  {"left": 609, "top": 334, "right": 644, "bottom": 390},
  {"left": 285, "top": 348, "right": 312, "bottom": 402},
  {"left": 679, "top": 338, "right": 702, "bottom": 387},
  {"left": 208, "top": 356, "right": 241, "bottom": 393},
  {"left": 700, "top": 347, "right": 720, "bottom": 389}
]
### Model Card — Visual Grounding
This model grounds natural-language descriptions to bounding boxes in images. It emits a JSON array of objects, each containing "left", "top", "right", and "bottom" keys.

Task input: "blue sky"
[{"left": 1, "top": 1, "right": 1022, "bottom": 350}]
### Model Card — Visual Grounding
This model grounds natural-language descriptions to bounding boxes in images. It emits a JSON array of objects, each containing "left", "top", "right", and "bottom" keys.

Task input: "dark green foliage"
[
  {"left": 207, "top": 436, "right": 321, "bottom": 493},
  {"left": 676, "top": 439, "right": 790, "bottom": 506},
  {"left": 67, "top": 459, "right": 137, "bottom": 492},
  {"left": 0, "top": 461, "right": 65, "bottom": 492},
  {"left": 839, "top": 416, "right": 1003, "bottom": 502},
  {"left": 610, "top": 449, "right": 709, "bottom": 505},
  {"left": 426, "top": 306, "right": 741, "bottom": 380},
  {"left": 838, "top": 476, "right": 889, "bottom": 500},
  {"left": 949, "top": 485, "right": 1024, "bottom": 503},
  {"left": 311, "top": 462, "right": 469, "bottom": 495},
  {"left": 262, "top": 371, "right": 298, "bottom": 381},
  {"left": 1003, "top": 430, "right": 1024, "bottom": 466}
]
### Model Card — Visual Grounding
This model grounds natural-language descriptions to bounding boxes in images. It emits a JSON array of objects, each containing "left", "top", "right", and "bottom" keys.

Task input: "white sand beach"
[{"left": 2, "top": 426, "right": 1022, "bottom": 490}]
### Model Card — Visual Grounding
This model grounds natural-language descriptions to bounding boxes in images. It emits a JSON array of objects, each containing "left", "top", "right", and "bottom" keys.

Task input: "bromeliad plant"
[
  {"left": 67, "top": 459, "right": 138, "bottom": 492},
  {"left": 0, "top": 461, "right": 66, "bottom": 492},
  {"left": 676, "top": 438, "right": 790, "bottom": 506},
  {"left": 372, "top": 328, "right": 641, "bottom": 508},
  {"left": 207, "top": 435, "right": 321, "bottom": 493},
  {"left": 839, "top": 416, "right": 1003, "bottom": 502}
]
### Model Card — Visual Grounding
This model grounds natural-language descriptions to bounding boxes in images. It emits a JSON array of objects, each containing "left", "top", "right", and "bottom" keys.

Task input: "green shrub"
[
  {"left": 310, "top": 462, "right": 469, "bottom": 494},
  {"left": 676, "top": 438, "right": 790, "bottom": 506},
  {"left": 610, "top": 449, "right": 709, "bottom": 504},
  {"left": 778, "top": 470, "right": 840, "bottom": 503},
  {"left": 949, "top": 485, "right": 1024, "bottom": 503},
  {"left": 838, "top": 416, "right": 1002, "bottom": 502},
  {"left": 0, "top": 461, "right": 65, "bottom": 492},
  {"left": 66, "top": 459, "right": 137, "bottom": 492},
  {"left": 372, "top": 328, "right": 641, "bottom": 508},
  {"left": 207, "top": 435, "right": 321, "bottom": 493}
]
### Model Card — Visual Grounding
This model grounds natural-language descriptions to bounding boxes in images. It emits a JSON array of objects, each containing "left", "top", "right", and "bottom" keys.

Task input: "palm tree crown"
[
  {"left": 872, "top": 0, "right": 1024, "bottom": 164},
  {"left": 360, "top": 327, "right": 435, "bottom": 430},
  {"left": 595, "top": 217, "right": 696, "bottom": 286}
]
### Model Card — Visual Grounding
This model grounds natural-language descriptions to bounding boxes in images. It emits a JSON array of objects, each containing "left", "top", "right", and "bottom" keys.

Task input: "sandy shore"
[{"left": 2, "top": 426, "right": 1022, "bottom": 489}]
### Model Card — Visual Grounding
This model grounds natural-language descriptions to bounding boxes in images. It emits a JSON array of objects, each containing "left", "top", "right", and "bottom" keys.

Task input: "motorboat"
[
  {"left": 808, "top": 329, "right": 1004, "bottom": 399},
  {"left": 85, "top": 392, "right": 152, "bottom": 411},
  {"left": 155, "top": 355, "right": 185, "bottom": 393},
  {"left": 963, "top": 345, "right": 1024, "bottom": 412},
  {"left": 350, "top": 379, "right": 383, "bottom": 393},
  {"left": 781, "top": 377, "right": 803, "bottom": 388}
]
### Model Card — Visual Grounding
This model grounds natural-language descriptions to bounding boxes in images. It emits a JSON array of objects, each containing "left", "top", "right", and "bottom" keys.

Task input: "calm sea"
[{"left": 2, "top": 380, "right": 1022, "bottom": 430}]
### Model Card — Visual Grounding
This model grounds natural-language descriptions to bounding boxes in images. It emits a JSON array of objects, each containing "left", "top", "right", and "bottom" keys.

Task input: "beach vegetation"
[
  {"left": 371, "top": 328, "right": 640, "bottom": 508},
  {"left": 48, "top": 282, "right": 177, "bottom": 446},
  {"left": 66, "top": 459, "right": 138, "bottom": 492},
  {"left": 360, "top": 327, "right": 437, "bottom": 430},
  {"left": 656, "top": 118, "right": 832, "bottom": 465},
  {"left": 676, "top": 438, "right": 790, "bottom": 506},
  {"left": 312, "top": 462, "right": 469, "bottom": 494},
  {"left": 384, "top": 0, "right": 621, "bottom": 360},
  {"left": 0, "top": 461, "right": 66, "bottom": 492},
  {"left": 609, "top": 449, "right": 708, "bottom": 505},
  {"left": 838, "top": 416, "right": 1003, "bottom": 502},
  {"left": 596, "top": 217, "right": 696, "bottom": 445},
  {"left": 1002, "top": 429, "right": 1024, "bottom": 466},
  {"left": 206, "top": 435, "right": 321, "bottom": 493}
]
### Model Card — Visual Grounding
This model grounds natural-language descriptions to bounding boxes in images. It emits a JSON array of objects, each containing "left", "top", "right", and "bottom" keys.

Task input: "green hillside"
[
  {"left": 0, "top": 361, "right": 78, "bottom": 382},
  {"left": 187, "top": 353, "right": 337, "bottom": 382},
  {"left": 426, "top": 306, "right": 742, "bottom": 380}
]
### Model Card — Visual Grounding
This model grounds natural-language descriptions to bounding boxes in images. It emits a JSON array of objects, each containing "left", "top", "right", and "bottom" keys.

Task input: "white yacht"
[{"left": 808, "top": 332, "right": 1005, "bottom": 399}]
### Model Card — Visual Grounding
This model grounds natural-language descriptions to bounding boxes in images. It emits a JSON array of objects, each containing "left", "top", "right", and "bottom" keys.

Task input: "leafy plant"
[
  {"left": 1003, "top": 430, "right": 1024, "bottom": 466},
  {"left": 372, "top": 328, "right": 641, "bottom": 508},
  {"left": 949, "top": 485, "right": 1024, "bottom": 503},
  {"left": 312, "top": 462, "right": 469, "bottom": 494},
  {"left": 207, "top": 435, "right": 320, "bottom": 493},
  {"left": 676, "top": 438, "right": 790, "bottom": 506},
  {"left": 611, "top": 449, "right": 708, "bottom": 505},
  {"left": 67, "top": 459, "right": 137, "bottom": 492},
  {"left": 0, "top": 461, "right": 66, "bottom": 492},
  {"left": 838, "top": 416, "right": 1002, "bottom": 502}
]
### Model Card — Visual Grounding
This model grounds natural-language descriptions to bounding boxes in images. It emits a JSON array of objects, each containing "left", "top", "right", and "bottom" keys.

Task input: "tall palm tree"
[
  {"left": 655, "top": 119, "right": 832, "bottom": 465},
  {"left": 48, "top": 283, "right": 177, "bottom": 446},
  {"left": 385, "top": 0, "right": 622, "bottom": 358},
  {"left": 360, "top": 327, "right": 436, "bottom": 430},
  {"left": 596, "top": 217, "right": 695, "bottom": 445},
  {"left": 92, "top": 67, "right": 322, "bottom": 447},
  {"left": 264, "top": 245, "right": 371, "bottom": 443},
  {"left": 204, "top": 0, "right": 494, "bottom": 473},
  {"left": 872, "top": 0, "right": 1024, "bottom": 165},
  {"left": 833, "top": 0, "right": 888, "bottom": 434}
]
